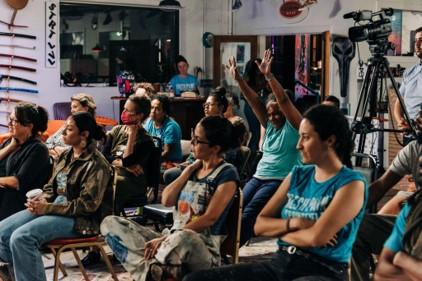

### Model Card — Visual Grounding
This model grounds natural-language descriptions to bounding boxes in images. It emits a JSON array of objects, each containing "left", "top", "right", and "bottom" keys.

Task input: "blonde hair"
[
  {"left": 71, "top": 93, "right": 96, "bottom": 116},
  {"left": 134, "top": 83, "right": 156, "bottom": 98}
]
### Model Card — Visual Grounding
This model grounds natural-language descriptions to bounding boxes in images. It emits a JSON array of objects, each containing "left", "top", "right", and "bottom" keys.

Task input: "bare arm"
[
  {"left": 393, "top": 251, "right": 422, "bottom": 281},
  {"left": 258, "top": 49, "right": 302, "bottom": 130},
  {"left": 161, "top": 143, "right": 171, "bottom": 161},
  {"left": 227, "top": 57, "right": 268, "bottom": 127},
  {"left": 0, "top": 137, "right": 18, "bottom": 161},
  {"left": 184, "top": 181, "right": 237, "bottom": 233},
  {"left": 394, "top": 99, "right": 408, "bottom": 130},
  {"left": 374, "top": 249, "right": 411, "bottom": 281},
  {"left": 280, "top": 180, "right": 365, "bottom": 247},
  {"left": 368, "top": 169, "right": 402, "bottom": 207},
  {"left": 123, "top": 125, "right": 137, "bottom": 158},
  {"left": 0, "top": 176, "right": 19, "bottom": 189},
  {"left": 161, "top": 160, "right": 201, "bottom": 207}
]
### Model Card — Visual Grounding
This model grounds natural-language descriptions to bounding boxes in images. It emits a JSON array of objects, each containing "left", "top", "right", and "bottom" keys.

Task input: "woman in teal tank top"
[{"left": 184, "top": 105, "right": 367, "bottom": 281}]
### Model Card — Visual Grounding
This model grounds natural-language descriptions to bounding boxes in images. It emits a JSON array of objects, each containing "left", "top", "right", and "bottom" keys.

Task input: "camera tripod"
[{"left": 351, "top": 52, "right": 416, "bottom": 173}]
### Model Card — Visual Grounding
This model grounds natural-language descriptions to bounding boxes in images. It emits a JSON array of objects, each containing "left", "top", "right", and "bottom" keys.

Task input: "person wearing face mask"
[
  {"left": 227, "top": 50, "right": 302, "bottom": 246},
  {"left": 102, "top": 94, "right": 155, "bottom": 215},
  {"left": 168, "top": 55, "right": 198, "bottom": 97}
]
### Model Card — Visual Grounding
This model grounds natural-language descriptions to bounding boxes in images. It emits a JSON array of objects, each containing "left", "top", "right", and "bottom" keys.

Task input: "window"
[{"left": 60, "top": 3, "right": 179, "bottom": 87}]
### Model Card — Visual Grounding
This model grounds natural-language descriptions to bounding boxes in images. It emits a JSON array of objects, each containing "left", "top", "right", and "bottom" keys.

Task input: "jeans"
[
  {"left": 163, "top": 167, "right": 182, "bottom": 185},
  {"left": 351, "top": 214, "right": 396, "bottom": 281},
  {"left": 183, "top": 249, "right": 348, "bottom": 281},
  {"left": 240, "top": 177, "right": 281, "bottom": 246},
  {"left": 0, "top": 209, "right": 79, "bottom": 281}
]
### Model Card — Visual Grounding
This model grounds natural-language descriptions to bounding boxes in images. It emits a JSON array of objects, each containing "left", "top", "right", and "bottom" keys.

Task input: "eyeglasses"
[
  {"left": 8, "top": 117, "right": 19, "bottom": 125},
  {"left": 203, "top": 102, "right": 218, "bottom": 108},
  {"left": 191, "top": 133, "right": 210, "bottom": 146}
]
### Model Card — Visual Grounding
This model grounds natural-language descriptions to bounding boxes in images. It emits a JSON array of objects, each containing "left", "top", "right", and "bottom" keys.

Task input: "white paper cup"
[{"left": 26, "top": 189, "right": 43, "bottom": 200}]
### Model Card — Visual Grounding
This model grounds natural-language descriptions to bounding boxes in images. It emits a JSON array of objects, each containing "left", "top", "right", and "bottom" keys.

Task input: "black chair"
[{"left": 53, "top": 102, "right": 71, "bottom": 120}]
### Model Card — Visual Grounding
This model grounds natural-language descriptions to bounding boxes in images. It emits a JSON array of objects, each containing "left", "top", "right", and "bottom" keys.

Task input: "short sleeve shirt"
[
  {"left": 390, "top": 140, "right": 422, "bottom": 188},
  {"left": 384, "top": 204, "right": 410, "bottom": 253},
  {"left": 169, "top": 74, "right": 198, "bottom": 97}
]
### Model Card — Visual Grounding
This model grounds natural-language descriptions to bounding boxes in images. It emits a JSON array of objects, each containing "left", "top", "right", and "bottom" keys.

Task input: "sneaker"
[
  {"left": 81, "top": 250, "right": 101, "bottom": 267},
  {"left": 0, "top": 263, "right": 12, "bottom": 281}
]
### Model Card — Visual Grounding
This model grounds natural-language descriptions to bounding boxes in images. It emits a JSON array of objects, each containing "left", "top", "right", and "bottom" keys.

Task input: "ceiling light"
[
  {"left": 232, "top": 0, "right": 242, "bottom": 10},
  {"left": 159, "top": 0, "right": 181, "bottom": 9}
]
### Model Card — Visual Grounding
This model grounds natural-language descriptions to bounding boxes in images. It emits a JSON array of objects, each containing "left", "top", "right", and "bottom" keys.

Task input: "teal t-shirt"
[
  {"left": 278, "top": 165, "right": 368, "bottom": 263},
  {"left": 169, "top": 74, "right": 198, "bottom": 97},
  {"left": 144, "top": 117, "right": 183, "bottom": 162},
  {"left": 384, "top": 204, "right": 410, "bottom": 253},
  {"left": 254, "top": 121, "right": 301, "bottom": 180}
]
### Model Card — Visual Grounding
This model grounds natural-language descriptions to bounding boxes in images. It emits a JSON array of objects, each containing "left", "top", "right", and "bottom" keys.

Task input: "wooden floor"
[{"left": 43, "top": 237, "right": 278, "bottom": 280}]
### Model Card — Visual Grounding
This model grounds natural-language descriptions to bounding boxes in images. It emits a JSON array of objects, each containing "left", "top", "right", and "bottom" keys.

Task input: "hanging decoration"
[
  {"left": 0, "top": 0, "right": 29, "bottom": 28},
  {"left": 279, "top": 0, "right": 318, "bottom": 24},
  {"left": 45, "top": 0, "right": 58, "bottom": 68}
]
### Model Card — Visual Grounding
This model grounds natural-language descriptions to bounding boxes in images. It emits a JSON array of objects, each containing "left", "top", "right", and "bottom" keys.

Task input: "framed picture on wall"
[{"left": 236, "top": 45, "right": 245, "bottom": 63}]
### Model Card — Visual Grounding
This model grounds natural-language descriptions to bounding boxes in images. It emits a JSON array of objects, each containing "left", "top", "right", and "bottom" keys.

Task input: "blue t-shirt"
[
  {"left": 384, "top": 204, "right": 411, "bottom": 253},
  {"left": 255, "top": 121, "right": 301, "bottom": 180},
  {"left": 144, "top": 117, "right": 183, "bottom": 162},
  {"left": 279, "top": 165, "right": 368, "bottom": 263},
  {"left": 169, "top": 74, "right": 198, "bottom": 97}
]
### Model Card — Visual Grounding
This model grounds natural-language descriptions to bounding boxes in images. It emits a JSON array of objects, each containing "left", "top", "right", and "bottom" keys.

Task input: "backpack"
[{"left": 403, "top": 189, "right": 422, "bottom": 259}]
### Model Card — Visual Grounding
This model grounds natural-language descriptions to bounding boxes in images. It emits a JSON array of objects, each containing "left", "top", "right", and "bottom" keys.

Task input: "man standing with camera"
[{"left": 393, "top": 27, "right": 422, "bottom": 139}]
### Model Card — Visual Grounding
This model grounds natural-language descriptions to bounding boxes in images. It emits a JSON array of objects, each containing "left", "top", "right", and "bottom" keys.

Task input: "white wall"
[{"left": 0, "top": 0, "right": 206, "bottom": 125}]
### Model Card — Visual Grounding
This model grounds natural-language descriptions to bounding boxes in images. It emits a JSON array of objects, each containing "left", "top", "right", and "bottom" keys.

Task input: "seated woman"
[
  {"left": 45, "top": 93, "right": 97, "bottom": 158},
  {"left": 184, "top": 105, "right": 367, "bottom": 281},
  {"left": 102, "top": 94, "right": 155, "bottom": 214},
  {"left": 0, "top": 103, "right": 51, "bottom": 220},
  {"left": 101, "top": 116, "right": 239, "bottom": 281},
  {"left": 134, "top": 82, "right": 156, "bottom": 99},
  {"left": 169, "top": 55, "right": 198, "bottom": 97},
  {"left": 162, "top": 86, "right": 230, "bottom": 184},
  {"left": 0, "top": 112, "right": 111, "bottom": 281},
  {"left": 227, "top": 50, "right": 303, "bottom": 246},
  {"left": 145, "top": 94, "right": 183, "bottom": 166},
  {"left": 374, "top": 189, "right": 422, "bottom": 281}
]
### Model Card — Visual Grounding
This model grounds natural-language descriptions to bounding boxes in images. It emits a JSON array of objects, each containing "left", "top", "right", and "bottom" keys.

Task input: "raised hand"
[
  {"left": 226, "top": 56, "right": 242, "bottom": 81},
  {"left": 256, "top": 49, "right": 273, "bottom": 76}
]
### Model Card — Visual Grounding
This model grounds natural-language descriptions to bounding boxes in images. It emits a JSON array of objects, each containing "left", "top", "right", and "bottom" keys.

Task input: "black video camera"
[{"left": 344, "top": 8, "right": 393, "bottom": 52}]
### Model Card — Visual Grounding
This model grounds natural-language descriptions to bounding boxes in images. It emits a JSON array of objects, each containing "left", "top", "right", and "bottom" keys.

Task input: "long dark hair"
[
  {"left": 303, "top": 105, "right": 353, "bottom": 168},
  {"left": 14, "top": 103, "right": 48, "bottom": 137},
  {"left": 199, "top": 116, "right": 238, "bottom": 154},
  {"left": 71, "top": 112, "right": 105, "bottom": 145}
]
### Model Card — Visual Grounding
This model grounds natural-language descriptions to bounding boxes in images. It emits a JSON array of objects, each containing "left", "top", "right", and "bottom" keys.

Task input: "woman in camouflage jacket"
[{"left": 0, "top": 112, "right": 112, "bottom": 281}]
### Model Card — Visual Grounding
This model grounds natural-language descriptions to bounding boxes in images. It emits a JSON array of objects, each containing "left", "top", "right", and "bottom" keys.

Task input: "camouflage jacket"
[{"left": 42, "top": 142, "right": 114, "bottom": 235}]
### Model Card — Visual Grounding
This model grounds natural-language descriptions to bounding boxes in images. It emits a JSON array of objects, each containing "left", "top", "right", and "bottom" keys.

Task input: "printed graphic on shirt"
[
  {"left": 283, "top": 193, "right": 332, "bottom": 220},
  {"left": 172, "top": 180, "right": 209, "bottom": 230}
]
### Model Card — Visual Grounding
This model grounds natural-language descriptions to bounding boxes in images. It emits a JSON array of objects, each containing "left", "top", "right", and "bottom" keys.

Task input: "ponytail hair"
[
  {"left": 209, "top": 86, "right": 229, "bottom": 113},
  {"left": 71, "top": 112, "right": 105, "bottom": 145},
  {"left": 14, "top": 103, "right": 48, "bottom": 137},
  {"left": 199, "top": 116, "right": 238, "bottom": 154},
  {"left": 303, "top": 105, "right": 353, "bottom": 168}
]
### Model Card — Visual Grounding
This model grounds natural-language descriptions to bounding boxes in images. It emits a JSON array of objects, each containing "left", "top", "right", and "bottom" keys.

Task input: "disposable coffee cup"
[{"left": 26, "top": 189, "right": 43, "bottom": 200}]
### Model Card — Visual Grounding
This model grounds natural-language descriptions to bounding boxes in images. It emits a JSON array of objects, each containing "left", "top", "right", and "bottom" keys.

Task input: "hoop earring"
[{"left": 80, "top": 139, "right": 87, "bottom": 149}]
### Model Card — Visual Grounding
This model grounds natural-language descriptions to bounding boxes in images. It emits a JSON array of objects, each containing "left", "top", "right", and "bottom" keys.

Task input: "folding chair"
[
  {"left": 46, "top": 236, "right": 118, "bottom": 281},
  {"left": 220, "top": 188, "right": 243, "bottom": 264}
]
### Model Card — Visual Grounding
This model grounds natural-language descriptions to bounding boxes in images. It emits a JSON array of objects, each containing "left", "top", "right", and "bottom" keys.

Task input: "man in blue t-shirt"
[
  {"left": 169, "top": 55, "right": 198, "bottom": 97},
  {"left": 145, "top": 94, "right": 183, "bottom": 163},
  {"left": 374, "top": 203, "right": 422, "bottom": 280}
]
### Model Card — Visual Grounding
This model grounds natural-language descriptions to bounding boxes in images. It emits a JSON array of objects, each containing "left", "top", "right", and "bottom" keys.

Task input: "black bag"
[{"left": 402, "top": 189, "right": 422, "bottom": 259}]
